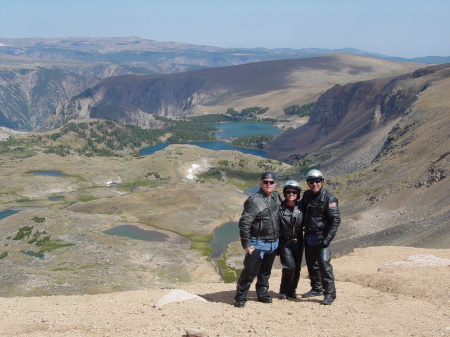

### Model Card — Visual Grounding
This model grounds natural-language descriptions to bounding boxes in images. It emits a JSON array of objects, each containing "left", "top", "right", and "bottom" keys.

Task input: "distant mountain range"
[{"left": 0, "top": 37, "right": 448, "bottom": 75}]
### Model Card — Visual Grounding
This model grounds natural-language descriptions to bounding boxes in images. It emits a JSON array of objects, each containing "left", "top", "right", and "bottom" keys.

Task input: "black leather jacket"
[
  {"left": 301, "top": 188, "right": 341, "bottom": 245},
  {"left": 239, "top": 188, "right": 281, "bottom": 249},
  {"left": 279, "top": 200, "right": 303, "bottom": 245}
]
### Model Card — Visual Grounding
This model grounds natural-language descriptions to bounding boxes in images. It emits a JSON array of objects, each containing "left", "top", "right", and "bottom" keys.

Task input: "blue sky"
[{"left": 1, "top": 0, "right": 449, "bottom": 58}]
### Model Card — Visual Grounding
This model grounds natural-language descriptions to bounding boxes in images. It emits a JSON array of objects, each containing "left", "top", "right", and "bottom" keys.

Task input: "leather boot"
[
  {"left": 302, "top": 289, "right": 324, "bottom": 298},
  {"left": 321, "top": 296, "right": 335, "bottom": 305}
]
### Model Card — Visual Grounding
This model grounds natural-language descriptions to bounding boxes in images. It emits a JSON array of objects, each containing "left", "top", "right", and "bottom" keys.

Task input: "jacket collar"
[
  {"left": 308, "top": 188, "right": 326, "bottom": 201},
  {"left": 258, "top": 187, "right": 274, "bottom": 199}
]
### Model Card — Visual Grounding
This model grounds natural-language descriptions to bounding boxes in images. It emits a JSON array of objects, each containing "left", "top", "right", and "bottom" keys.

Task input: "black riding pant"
[
  {"left": 304, "top": 242, "right": 336, "bottom": 298},
  {"left": 279, "top": 241, "right": 303, "bottom": 294},
  {"left": 234, "top": 249, "right": 277, "bottom": 302}
]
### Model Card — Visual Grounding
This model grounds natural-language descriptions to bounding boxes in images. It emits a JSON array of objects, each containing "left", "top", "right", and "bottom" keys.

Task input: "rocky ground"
[{"left": 0, "top": 246, "right": 448, "bottom": 337}]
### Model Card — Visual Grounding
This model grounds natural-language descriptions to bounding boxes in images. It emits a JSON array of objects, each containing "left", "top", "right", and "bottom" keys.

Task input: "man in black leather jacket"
[
  {"left": 234, "top": 172, "right": 281, "bottom": 308},
  {"left": 301, "top": 169, "right": 340, "bottom": 305}
]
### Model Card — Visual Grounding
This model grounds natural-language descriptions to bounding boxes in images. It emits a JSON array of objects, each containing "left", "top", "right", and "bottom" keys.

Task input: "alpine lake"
[{"left": 139, "top": 122, "right": 281, "bottom": 156}]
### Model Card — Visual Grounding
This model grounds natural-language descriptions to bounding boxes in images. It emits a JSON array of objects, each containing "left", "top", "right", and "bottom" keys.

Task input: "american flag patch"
[{"left": 329, "top": 202, "right": 337, "bottom": 208}]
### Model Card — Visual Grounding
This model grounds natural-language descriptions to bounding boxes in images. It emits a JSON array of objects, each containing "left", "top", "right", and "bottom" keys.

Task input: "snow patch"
[{"left": 186, "top": 164, "right": 200, "bottom": 179}]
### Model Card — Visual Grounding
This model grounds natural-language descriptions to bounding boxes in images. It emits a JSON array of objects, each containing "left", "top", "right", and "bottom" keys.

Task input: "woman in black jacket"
[{"left": 278, "top": 180, "right": 304, "bottom": 299}]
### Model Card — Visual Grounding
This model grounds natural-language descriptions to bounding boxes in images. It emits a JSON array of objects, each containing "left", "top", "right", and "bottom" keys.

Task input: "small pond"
[
  {"left": 21, "top": 250, "right": 45, "bottom": 259},
  {"left": 103, "top": 225, "right": 170, "bottom": 242},
  {"left": 209, "top": 222, "right": 240, "bottom": 258},
  {"left": 244, "top": 185, "right": 260, "bottom": 196},
  {"left": 48, "top": 196, "right": 65, "bottom": 201},
  {"left": 0, "top": 209, "right": 22, "bottom": 220},
  {"left": 29, "top": 170, "right": 66, "bottom": 176}
]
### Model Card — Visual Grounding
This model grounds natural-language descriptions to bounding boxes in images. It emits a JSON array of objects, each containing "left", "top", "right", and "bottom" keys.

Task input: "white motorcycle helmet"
[
  {"left": 283, "top": 180, "right": 302, "bottom": 200},
  {"left": 306, "top": 169, "right": 324, "bottom": 181}
]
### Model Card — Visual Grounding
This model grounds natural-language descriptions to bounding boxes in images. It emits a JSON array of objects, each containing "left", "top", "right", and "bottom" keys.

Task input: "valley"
[{"left": 0, "top": 41, "right": 448, "bottom": 312}]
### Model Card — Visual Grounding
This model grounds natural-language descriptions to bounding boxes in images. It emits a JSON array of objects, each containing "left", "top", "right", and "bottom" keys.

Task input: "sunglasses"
[
  {"left": 262, "top": 180, "right": 276, "bottom": 185},
  {"left": 285, "top": 190, "right": 298, "bottom": 195},
  {"left": 307, "top": 179, "right": 322, "bottom": 184}
]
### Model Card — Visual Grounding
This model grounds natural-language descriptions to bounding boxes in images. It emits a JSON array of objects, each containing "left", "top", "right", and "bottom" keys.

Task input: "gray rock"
[{"left": 153, "top": 289, "right": 207, "bottom": 308}]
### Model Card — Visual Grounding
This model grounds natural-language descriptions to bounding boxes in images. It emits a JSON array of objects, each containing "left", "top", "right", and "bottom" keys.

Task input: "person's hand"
[
  {"left": 245, "top": 246, "right": 255, "bottom": 255},
  {"left": 318, "top": 240, "right": 329, "bottom": 248}
]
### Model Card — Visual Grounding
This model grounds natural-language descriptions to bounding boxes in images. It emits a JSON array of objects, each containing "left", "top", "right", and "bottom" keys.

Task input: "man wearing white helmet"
[{"left": 301, "top": 169, "right": 341, "bottom": 305}]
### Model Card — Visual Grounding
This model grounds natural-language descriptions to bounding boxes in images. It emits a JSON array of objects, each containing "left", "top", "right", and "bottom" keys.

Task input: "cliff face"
[
  {"left": 0, "top": 68, "right": 93, "bottom": 131},
  {"left": 265, "top": 63, "right": 450, "bottom": 163},
  {"left": 78, "top": 74, "right": 207, "bottom": 121},
  {"left": 0, "top": 64, "right": 146, "bottom": 131}
]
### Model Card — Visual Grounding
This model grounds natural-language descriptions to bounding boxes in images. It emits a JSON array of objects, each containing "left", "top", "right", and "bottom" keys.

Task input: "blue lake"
[
  {"left": 30, "top": 171, "right": 66, "bottom": 176},
  {"left": 244, "top": 185, "right": 260, "bottom": 196},
  {"left": 209, "top": 222, "right": 240, "bottom": 258},
  {"left": 48, "top": 196, "right": 65, "bottom": 201},
  {"left": 140, "top": 122, "right": 281, "bottom": 157},
  {"left": 103, "top": 225, "right": 170, "bottom": 242},
  {"left": 210, "top": 122, "right": 281, "bottom": 139},
  {"left": 22, "top": 250, "right": 45, "bottom": 259},
  {"left": 0, "top": 208, "right": 42, "bottom": 220},
  {"left": 0, "top": 209, "right": 21, "bottom": 220}
]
